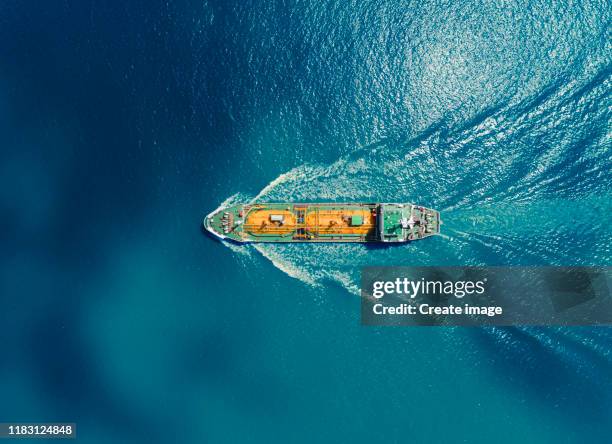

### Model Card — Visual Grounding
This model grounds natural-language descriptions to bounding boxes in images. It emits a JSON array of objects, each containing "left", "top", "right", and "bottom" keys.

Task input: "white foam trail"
[
  {"left": 333, "top": 272, "right": 361, "bottom": 296},
  {"left": 253, "top": 244, "right": 321, "bottom": 287},
  {"left": 210, "top": 66, "right": 611, "bottom": 292},
  {"left": 251, "top": 167, "right": 313, "bottom": 202},
  {"left": 210, "top": 192, "right": 248, "bottom": 212},
  {"left": 208, "top": 192, "right": 322, "bottom": 285}
]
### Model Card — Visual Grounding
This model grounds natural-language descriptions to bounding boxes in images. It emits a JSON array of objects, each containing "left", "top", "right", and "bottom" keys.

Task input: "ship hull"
[{"left": 203, "top": 203, "right": 440, "bottom": 243}]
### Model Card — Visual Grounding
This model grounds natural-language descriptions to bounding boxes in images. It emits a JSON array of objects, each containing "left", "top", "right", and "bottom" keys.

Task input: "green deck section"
[
  {"left": 350, "top": 215, "right": 363, "bottom": 226},
  {"left": 382, "top": 208, "right": 403, "bottom": 238},
  {"left": 204, "top": 202, "right": 440, "bottom": 243}
]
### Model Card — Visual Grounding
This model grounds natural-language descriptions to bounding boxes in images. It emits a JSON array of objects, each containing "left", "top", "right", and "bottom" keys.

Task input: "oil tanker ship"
[{"left": 204, "top": 203, "right": 440, "bottom": 243}]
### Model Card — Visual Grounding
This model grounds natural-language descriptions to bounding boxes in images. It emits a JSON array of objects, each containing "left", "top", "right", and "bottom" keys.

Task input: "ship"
[{"left": 203, "top": 203, "right": 440, "bottom": 243}]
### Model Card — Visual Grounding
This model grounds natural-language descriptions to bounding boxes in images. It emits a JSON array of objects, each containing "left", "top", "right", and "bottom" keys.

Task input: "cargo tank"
[{"left": 203, "top": 203, "right": 440, "bottom": 243}]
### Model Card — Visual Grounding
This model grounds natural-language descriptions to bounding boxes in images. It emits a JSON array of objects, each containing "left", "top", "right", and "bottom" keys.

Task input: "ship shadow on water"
[
  {"left": 362, "top": 241, "right": 415, "bottom": 250},
  {"left": 200, "top": 225, "right": 246, "bottom": 247},
  {"left": 200, "top": 223, "right": 222, "bottom": 243},
  {"left": 200, "top": 221, "right": 424, "bottom": 249}
]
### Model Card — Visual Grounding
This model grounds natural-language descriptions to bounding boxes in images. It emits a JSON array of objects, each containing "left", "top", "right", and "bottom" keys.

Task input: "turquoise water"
[{"left": 0, "top": 0, "right": 611, "bottom": 442}]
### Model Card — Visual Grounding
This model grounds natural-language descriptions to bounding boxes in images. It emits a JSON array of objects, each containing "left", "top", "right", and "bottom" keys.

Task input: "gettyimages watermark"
[{"left": 361, "top": 267, "right": 611, "bottom": 326}]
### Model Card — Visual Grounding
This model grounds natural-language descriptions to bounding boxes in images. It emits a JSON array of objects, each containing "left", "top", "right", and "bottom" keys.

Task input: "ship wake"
[{"left": 213, "top": 63, "right": 610, "bottom": 293}]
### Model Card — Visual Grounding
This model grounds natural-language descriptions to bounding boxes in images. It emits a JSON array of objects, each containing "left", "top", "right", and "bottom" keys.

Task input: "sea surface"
[{"left": 1, "top": 0, "right": 611, "bottom": 442}]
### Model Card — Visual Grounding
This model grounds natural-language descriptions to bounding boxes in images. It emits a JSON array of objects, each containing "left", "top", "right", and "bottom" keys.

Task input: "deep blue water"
[{"left": 1, "top": 0, "right": 611, "bottom": 442}]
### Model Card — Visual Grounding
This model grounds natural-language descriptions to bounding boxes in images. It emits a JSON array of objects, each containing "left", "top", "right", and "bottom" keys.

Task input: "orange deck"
[{"left": 242, "top": 207, "right": 376, "bottom": 237}]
